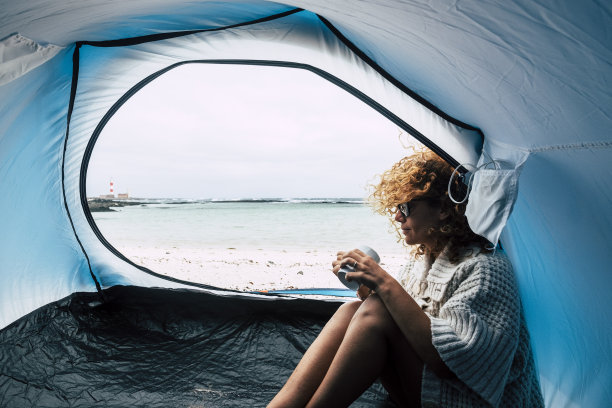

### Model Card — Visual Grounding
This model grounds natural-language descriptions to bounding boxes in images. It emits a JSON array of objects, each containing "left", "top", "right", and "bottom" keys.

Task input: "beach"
[
  {"left": 92, "top": 199, "right": 410, "bottom": 292},
  {"left": 119, "top": 245, "right": 408, "bottom": 292}
]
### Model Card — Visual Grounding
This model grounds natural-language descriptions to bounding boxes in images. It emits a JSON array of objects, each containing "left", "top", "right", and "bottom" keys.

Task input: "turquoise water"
[{"left": 92, "top": 199, "right": 405, "bottom": 254}]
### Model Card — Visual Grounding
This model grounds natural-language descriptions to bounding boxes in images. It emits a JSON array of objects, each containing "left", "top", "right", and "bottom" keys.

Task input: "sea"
[{"left": 92, "top": 198, "right": 408, "bottom": 258}]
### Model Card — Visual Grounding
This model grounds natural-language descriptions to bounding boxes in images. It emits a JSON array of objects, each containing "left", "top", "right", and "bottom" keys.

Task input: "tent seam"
[
  {"left": 315, "top": 15, "right": 485, "bottom": 146},
  {"left": 76, "top": 8, "right": 304, "bottom": 48},
  {"left": 487, "top": 138, "right": 612, "bottom": 153},
  {"left": 528, "top": 141, "right": 612, "bottom": 153},
  {"left": 62, "top": 44, "right": 104, "bottom": 297}
]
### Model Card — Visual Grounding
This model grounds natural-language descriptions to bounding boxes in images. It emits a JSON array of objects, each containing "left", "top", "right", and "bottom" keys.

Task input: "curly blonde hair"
[{"left": 368, "top": 148, "right": 489, "bottom": 262}]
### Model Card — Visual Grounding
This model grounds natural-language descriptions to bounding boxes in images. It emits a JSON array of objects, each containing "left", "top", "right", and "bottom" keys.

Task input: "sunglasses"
[{"left": 397, "top": 198, "right": 434, "bottom": 218}]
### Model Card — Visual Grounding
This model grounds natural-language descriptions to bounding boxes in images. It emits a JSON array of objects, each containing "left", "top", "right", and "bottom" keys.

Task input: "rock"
[{"left": 87, "top": 198, "right": 146, "bottom": 212}]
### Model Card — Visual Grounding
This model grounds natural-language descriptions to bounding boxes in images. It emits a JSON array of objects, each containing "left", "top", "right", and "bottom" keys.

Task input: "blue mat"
[{"left": 264, "top": 288, "right": 356, "bottom": 297}]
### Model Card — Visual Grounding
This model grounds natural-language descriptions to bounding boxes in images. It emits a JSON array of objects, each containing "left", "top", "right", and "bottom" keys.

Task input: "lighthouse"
[
  {"left": 110, "top": 179, "right": 129, "bottom": 200},
  {"left": 99, "top": 179, "right": 116, "bottom": 199}
]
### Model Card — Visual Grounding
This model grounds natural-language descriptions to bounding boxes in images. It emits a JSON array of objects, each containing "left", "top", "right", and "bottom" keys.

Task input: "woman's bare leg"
[
  {"left": 268, "top": 301, "right": 362, "bottom": 408},
  {"left": 378, "top": 343, "right": 423, "bottom": 407},
  {"left": 305, "top": 295, "right": 423, "bottom": 408}
]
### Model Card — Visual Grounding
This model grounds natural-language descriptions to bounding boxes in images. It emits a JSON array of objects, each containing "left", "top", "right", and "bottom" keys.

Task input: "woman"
[{"left": 269, "top": 150, "right": 543, "bottom": 407}]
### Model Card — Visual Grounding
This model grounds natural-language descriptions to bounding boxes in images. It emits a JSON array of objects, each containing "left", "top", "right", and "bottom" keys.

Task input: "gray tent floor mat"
[{"left": 0, "top": 285, "right": 392, "bottom": 407}]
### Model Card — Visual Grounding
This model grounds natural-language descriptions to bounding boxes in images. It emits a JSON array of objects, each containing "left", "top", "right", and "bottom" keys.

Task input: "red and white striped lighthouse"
[{"left": 109, "top": 180, "right": 114, "bottom": 194}]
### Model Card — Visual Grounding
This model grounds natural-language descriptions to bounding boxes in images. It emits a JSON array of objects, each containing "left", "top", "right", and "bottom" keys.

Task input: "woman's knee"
[
  {"left": 350, "top": 295, "right": 395, "bottom": 332},
  {"left": 338, "top": 299, "right": 362, "bottom": 314},
  {"left": 328, "top": 300, "right": 362, "bottom": 327}
]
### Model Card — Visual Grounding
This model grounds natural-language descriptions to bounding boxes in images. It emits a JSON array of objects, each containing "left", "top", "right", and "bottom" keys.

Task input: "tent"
[{"left": 1, "top": 1, "right": 610, "bottom": 406}]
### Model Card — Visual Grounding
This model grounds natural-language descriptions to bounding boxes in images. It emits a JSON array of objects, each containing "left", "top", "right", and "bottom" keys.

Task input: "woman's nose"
[{"left": 394, "top": 210, "right": 405, "bottom": 222}]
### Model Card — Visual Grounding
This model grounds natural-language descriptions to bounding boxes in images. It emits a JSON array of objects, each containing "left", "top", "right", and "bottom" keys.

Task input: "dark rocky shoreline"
[{"left": 87, "top": 198, "right": 147, "bottom": 212}]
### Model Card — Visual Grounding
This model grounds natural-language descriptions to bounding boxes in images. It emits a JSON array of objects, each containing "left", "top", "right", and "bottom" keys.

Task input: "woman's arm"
[
  {"left": 376, "top": 275, "right": 454, "bottom": 378},
  {"left": 334, "top": 249, "right": 454, "bottom": 378}
]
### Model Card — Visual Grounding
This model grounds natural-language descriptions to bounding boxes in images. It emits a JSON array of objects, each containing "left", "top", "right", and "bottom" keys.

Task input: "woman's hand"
[{"left": 332, "top": 248, "right": 390, "bottom": 292}]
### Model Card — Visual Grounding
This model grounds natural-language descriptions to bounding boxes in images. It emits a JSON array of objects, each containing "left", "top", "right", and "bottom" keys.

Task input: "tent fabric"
[
  {"left": 0, "top": 34, "right": 63, "bottom": 86},
  {"left": 1, "top": 1, "right": 611, "bottom": 407},
  {"left": 0, "top": 285, "right": 390, "bottom": 407}
]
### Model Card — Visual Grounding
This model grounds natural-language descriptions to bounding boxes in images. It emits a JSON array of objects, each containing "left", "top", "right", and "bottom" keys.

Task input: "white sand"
[{"left": 120, "top": 245, "right": 408, "bottom": 292}]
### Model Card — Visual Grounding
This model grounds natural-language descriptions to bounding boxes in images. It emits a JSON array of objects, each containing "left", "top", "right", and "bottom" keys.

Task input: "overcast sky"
[{"left": 87, "top": 64, "right": 418, "bottom": 199}]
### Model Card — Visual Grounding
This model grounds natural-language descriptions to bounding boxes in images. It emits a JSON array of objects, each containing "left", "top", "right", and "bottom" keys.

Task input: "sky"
[{"left": 87, "top": 63, "right": 419, "bottom": 199}]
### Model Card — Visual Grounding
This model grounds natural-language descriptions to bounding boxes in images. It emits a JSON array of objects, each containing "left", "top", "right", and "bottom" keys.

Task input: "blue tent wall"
[
  {"left": 0, "top": 47, "right": 97, "bottom": 322},
  {"left": 1, "top": 1, "right": 611, "bottom": 406},
  {"left": 504, "top": 147, "right": 612, "bottom": 407}
]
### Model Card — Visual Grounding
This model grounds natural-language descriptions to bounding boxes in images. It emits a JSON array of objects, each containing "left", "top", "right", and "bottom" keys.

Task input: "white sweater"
[{"left": 397, "top": 246, "right": 544, "bottom": 407}]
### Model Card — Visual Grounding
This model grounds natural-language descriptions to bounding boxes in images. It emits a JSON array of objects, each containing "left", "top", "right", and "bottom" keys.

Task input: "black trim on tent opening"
[
  {"left": 69, "top": 8, "right": 484, "bottom": 291},
  {"left": 317, "top": 15, "right": 485, "bottom": 146},
  {"left": 65, "top": 9, "right": 313, "bottom": 294},
  {"left": 78, "top": 61, "right": 229, "bottom": 291},
  {"left": 79, "top": 59, "right": 458, "bottom": 289},
  {"left": 62, "top": 44, "right": 104, "bottom": 298},
  {"left": 77, "top": 8, "right": 304, "bottom": 48},
  {"left": 73, "top": 6, "right": 483, "bottom": 161}
]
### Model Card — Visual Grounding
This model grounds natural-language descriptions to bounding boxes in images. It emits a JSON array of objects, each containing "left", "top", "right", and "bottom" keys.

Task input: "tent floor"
[{"left": 0, "top": 286, "right": 393, "bottom": 407}]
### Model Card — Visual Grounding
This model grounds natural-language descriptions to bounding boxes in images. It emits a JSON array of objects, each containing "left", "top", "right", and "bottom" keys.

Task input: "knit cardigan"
[{"left": 397, "top": 246, "right": 544, "bottom": 407}]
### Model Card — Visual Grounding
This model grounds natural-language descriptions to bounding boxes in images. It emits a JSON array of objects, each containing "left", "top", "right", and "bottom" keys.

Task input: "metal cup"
[{"left": 337, "top": 245, "right": 380, "bottom": 290}]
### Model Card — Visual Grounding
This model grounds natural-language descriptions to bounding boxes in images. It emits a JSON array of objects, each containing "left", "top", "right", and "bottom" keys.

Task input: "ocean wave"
[
  {"left": 110, "top": 198, "right": 365, "bottom": 205},
  {"left": 284, "top": 198, "right": 364, "bottom": 204}
]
